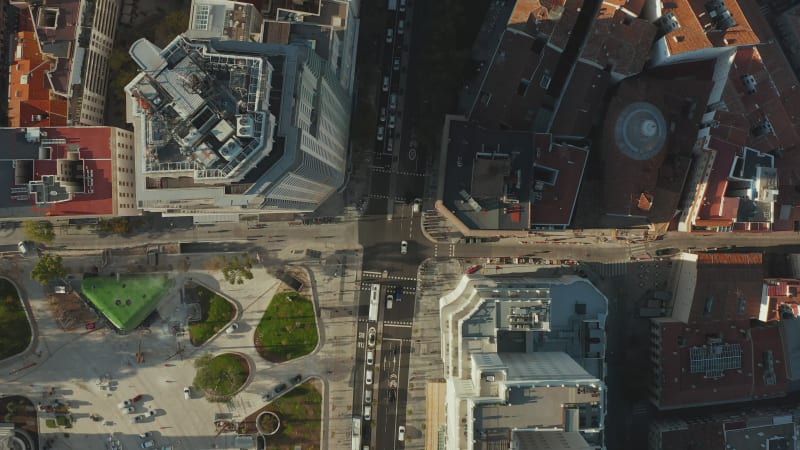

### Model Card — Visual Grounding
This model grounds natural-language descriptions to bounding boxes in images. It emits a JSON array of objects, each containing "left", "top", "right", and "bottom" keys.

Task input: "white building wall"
[{"left": 77, "top": 0, "right": 120, "bottom": 125}]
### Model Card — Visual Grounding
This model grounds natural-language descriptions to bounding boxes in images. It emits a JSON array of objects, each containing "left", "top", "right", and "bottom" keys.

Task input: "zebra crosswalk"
[
  {"left": 595, "top": 260, "right": 629, "bottom": 277},
  {"left": 630, "top": 243, "right": 648, "bottom": 257}
]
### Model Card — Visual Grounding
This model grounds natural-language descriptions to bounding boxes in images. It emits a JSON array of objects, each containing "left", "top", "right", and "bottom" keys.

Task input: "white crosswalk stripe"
[
  {"left": 595, "top": 260, "right": 628, "bottom": 277},
  {"left": 383, "top": 320, "right": 413, "bottom": 327},
  {"left": 630, "top": 243, "right": 648, "bottom": 256}
]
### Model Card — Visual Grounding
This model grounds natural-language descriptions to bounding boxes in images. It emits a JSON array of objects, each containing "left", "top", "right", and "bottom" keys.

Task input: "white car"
[
  {"left": 379, "top": 107, "right": 386, "bottom": 122},
  {"left": 366, "top": 350, "right": 374, "bottom": 365},
  {"left": 365, "top": 388, "right": 372, "bottom": 403},
  {"left": 225, "top": 323, "right": 238, "bottom": 334},
  {"left": 388, "top": 114, "right": 396, "bottom": 129},
  {"left": 401, "top": 240, "right": 408, "bottom": 255},
  {"left": 118, "top": 400, "right": 133, "bottom": 409},
  {"left": 183, "top": 387, "right": 191, "bottom": 400},
  {"left": 364, "top": 405, "right": 372, "bottom": 421},
  {"left": 368, "top": 327, "right": 376, "bottom": 348},
  {"left": 386, "top": 28, "right": 393, "bottom": 43},
  {"left": 393, "top": 57, "right": 400, "bottom": 71},
  {"left": 398, "top": 426, "right": 406, "bottom": 441},
  {"left": 366, "top": 369, "right": 373, "bottom": 385},
  {"left": 386, "top": 294, "right": 394, "bottom": 310},
  {"left": 123, "top": 406, "right": 136, "bottom": 414},
  {"left": 377, "top": 126, "right": 385, "bottom": 142},
  {"left": 398, "top": 20, "right": 405, "bottom": 34}
]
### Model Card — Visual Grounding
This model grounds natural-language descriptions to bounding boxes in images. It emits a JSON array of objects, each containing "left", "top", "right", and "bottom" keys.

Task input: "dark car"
[
  {"left": 274, "top": 383, "right": 287, "bottom": 393},
  {"left": 388, "top": 388, "right": 396, "bottom": 402},
  {"left": 395, "top": 286, "right": 403, "bottom": 302},
  {"left": 291, "top": 374, "right": 302, "bottom": 383},
  {"left": 655, "top": 247, "right": 680, "bottom": 257},
  {"left": 131, "top": 394, "right": 143, "bottom": 403}
]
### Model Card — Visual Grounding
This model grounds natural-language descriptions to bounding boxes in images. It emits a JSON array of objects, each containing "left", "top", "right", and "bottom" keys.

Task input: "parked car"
[
  {"left": 368, "top": 327, "right": 376, "bottom": 348},
  {"left": 183, "top": 387, "right": 191, "bottom": 400},
  {"left": 382, "top": 76, "right": 389, "bottom": 92},
  {"left": 147, "top": 410, "right": 156, "bottom": 417},
  {"left": 291, "top": 374, "right": 302, "bottom": 383},
  {"left": 365, "top": 369, "right": 373, "bottom": 385},
  {"left": 393, "top": 57, "right": 400, "bottom": 71},
  {"left": 274, "top": 383, "right": 287, "bottom": 394},
  {"left": 379, "top": 107, "right": 386, "bottom": 122},
  {"left": 398, "top": 20, "right": 405, "bottom": 34},
  {"left": 118, "top": 400, "right": 133, "bottom": 409},
  {"left": 386, "top": 28, "right": 393, "bottom": 43},
  {"left": 377, "top": 126, "right": 385, "bottom": 142},
  {"left": 140, "top": 440, "right": 155, "bottom": 449},
  {"left": 386, "top": 294, "right": 394, "bottom": 310},
  {"left": 123, "top": 406, "right": 136, "bottom": 414},
  {"left": 395, "top": 286, "right": 403, "bottom": 302},
  {"left": 365, "top": 388, "right": 372, "bottom": 403},
  {"left": 398, "top": 426, "right": 406, "bottom": 441},
  {"left": 466, "top": 265, "right": 482, "bottom": 275},
  {"left": 225, "top": 322, "right": 238, "bottom": 334},
  {"left": 388, "top": 114, "right": 396, "bottom": 129},
  {"left": 131, "top": 394, "right": 143, "bottom": 403},
  {"left": 139, "top": 432, "right": 151, "bottom": 439},
  {"left": 364, "top": 405, "right": 372, "bottom": 421},
  {"left": 366, "top": 350, "right": 374, "bottom": 365},
  {"left": 131, "top": 415, "right": 146, "bottom": 424}
]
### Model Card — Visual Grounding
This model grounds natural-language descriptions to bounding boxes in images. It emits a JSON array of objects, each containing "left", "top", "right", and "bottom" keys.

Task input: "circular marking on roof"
[{"left": 614, "top": 101, "right": 667, "bottom": 161}]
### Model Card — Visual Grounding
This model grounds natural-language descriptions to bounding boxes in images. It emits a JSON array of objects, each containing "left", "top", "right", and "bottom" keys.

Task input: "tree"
[
  {"left": 32, "top": 253, "right": 67, "bottom": 285},
  {"left": 96, "top": 218, "right": 131, "bottom": 235},
  {"left": 24, "top": 220, "right": 55, "bottom": 244},
  {"left": 220, "top": 254, "right": 255, "bottom": 285}
]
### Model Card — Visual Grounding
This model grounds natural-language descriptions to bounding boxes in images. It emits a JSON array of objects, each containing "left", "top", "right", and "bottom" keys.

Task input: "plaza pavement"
[{"left": 0, "top": 237, "right": 362, "bottom": 450}]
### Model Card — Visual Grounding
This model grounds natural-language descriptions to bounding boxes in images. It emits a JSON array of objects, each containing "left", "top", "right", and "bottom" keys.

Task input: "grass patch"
[
  {"left": 188, "top": 285, "right": 234, "bottom": 346},
  {"left": 55, "top": 415, "right": 71, "bottom": 427},
  {"left": 193, "top": 353, "right": 249, "bottom": 399},
  {"left": 255, "top": 292, "right": 318, "bottom": 362},
  {"left": 0, "top": 279, "right": 31, "bottom": 360},
  {"left": 45, "top": 419, "right": 56, "bottom": 428},
  {"left": 81, "top": 275, "right": 173, "bottom": 331},
  {"left": 243, "top": 381, "right": 322, "bottom": 449}
]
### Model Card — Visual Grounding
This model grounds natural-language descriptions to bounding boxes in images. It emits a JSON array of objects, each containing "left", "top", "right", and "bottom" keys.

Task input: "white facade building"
[
  {"left": 123, "top": 35, "right": 350, "bottom": 219},
  {"left": 439, "top": 275, "right": 609, "bottom": 450}
]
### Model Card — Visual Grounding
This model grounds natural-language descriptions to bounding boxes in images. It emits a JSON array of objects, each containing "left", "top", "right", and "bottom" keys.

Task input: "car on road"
[
  {"left": 412, "top": 197, "right": 422, "bottom": 213},
  {"left": 388, "top": 388, "right": 396, "bottom": 402},
  {"left": 401, "top": 240, "right": 408, "bottom": 254},
  {"left": 382, "top": 76, "right": 389, "bottom": 92},
  {"left": 274, "top": 383, "right": 288, "bottom": 394},
  {"left": 466, "top": 265, "right": 482, "bottom": 275},
  {"left": 655, "top": 247, "right": 680, "bottom": 257},
  {"left": 123, "top": 406, "right": 136, "bottom": 414},
  {"left": 365, "top": 388, "right": 372, "bottom": 403},
  {"left": 365, "top": 369, "right": 373, "bottom": 385},
  {"left": 262, "top": 392, "right": 272, "bottom": 401},
  {"left": 388, "top": 113, "right": 396, "bottom": 129},
  {"left": 379, "top": 107, "right": 386, "bottom": 122},
  {"left": 386, "top": 294, "right": 394, "bottom": 310},
  {"left": 291, "top": 374, "right": 302, "bottom": 383},
  {"left": 364, "top": 405, "right": 371, "bottom": 421},
  {"left": 398, "top": 20, "right": 405, "bottom": 34},
  {"left": 377, "top": 126, "right": 385, "bottom": 141},
  {"left": 399, "top": 0, "right": 406, "bottom": 12},
  {"left": 393, "top": 57, "right": 400, "bottom": 71},
  {"left": 140, "top": 440, "right": 155, "bottom": 449},
  {"left": 183, "top": 387, "right": 191, "bottom": 400},
  {"left": 368, "top": 327, "right": 376, "bottom": 348},
  {"left": 225, "top": 322, "right": 238, "bottom": 334},
  {"left": 386, "top": 28, "right": 393, "bottom": 43},
  {"left": 398, "top": 426, "right": 405, "bottom": 441},
  {"left": 395, "top": 286, "right": 403, "bottom": 302},
  {"left": 389, "top": 93, "right": 397, "bottom": 110},
  {"left": 366, "top": 350, "right": 374, "bottom": 365}
]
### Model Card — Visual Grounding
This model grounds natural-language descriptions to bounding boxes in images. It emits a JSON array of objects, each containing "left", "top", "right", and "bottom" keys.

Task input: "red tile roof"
[
  {"left": 684, "top": 253, "right": 765, "bottom": 324},
  {"left": 550, "top": 62, "right": 611, "bottom": 137},
  {"left": 579, "top": 4, "right": 656, "bottom": 77},
  {"left": 763, "top": 279, "right": 800, "bottom": 322},
  {"left": 470, "top": 33, "right": 561, "bottom": 130},
  {"left": 661, "top": 0, "right": 762, "bottom": 57},
  {"left": 9, "top": 127, "right": 116, "bottom": 216},
  {"left": 651, "top": 319, "right": 788, "bottom": 409},
  {"left": 508, "top": 0, "right": 569, "bottom": 40},
  {"left": 530, "top": 138, "right": 588, "bottom": 225}
]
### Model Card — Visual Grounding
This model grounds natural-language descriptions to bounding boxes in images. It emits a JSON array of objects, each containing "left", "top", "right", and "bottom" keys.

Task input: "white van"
[{"left": 365, "top": 369, "right": 373, "bottom": 385}]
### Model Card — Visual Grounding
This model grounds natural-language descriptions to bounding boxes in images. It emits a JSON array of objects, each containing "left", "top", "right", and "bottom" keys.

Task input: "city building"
[
  {"left": 438, "top": 117, "right": 588, "bottom": 234},
  {"left": 439, "top": 275, "right": 608, "bottom": 449},
  {"left": 9, "top": 0, "right": 122, "bottom": 125},
  {"left": 124, "top": 35, "right": 351, "bottom": 220},
  {"left": 0, "top": 126, "right": 137, "bottom": 218},
  {"left": 643, "top": 0, "right": 763, "bottom": 66},
  {"left": 259, "top": 0, "right": 358, "bottom": 94},
  {"left": 185, "top": 0, "right": 265, "bottom": 42},
  {"left": 649, "top": 406, "right": 800, "bottom": 450},
  {"left": 649, "top": 253, "right": 797, "bottom": 409}
]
